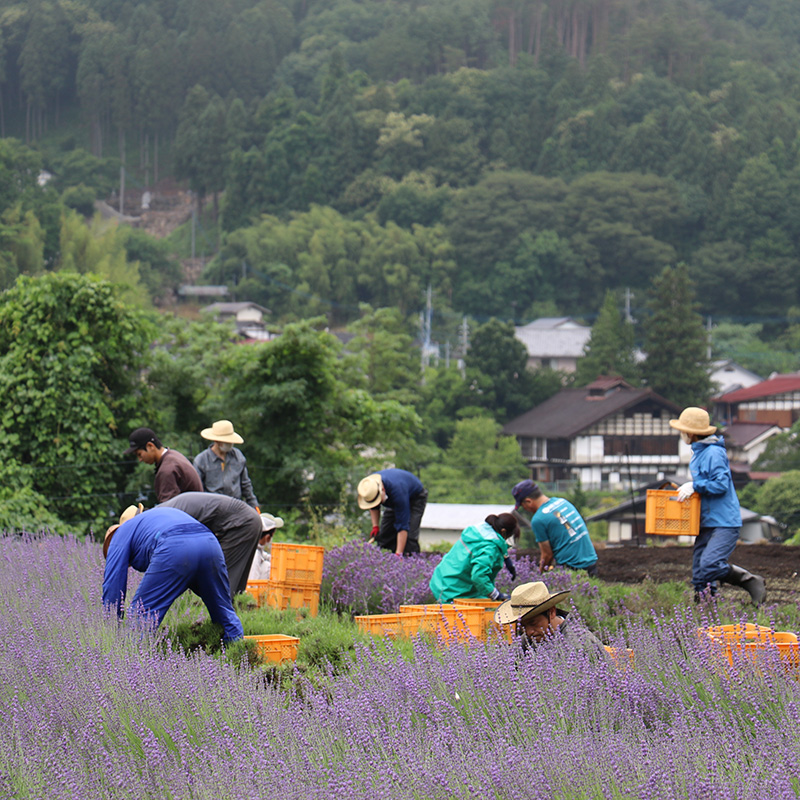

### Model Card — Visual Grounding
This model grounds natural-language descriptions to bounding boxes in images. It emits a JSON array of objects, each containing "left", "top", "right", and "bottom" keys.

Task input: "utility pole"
[
  {"left": 707, "top": 315, "right": 713, "bottom": 361},
  {"left": 624, "top": 287, "right": 634, "bottom": 323}
]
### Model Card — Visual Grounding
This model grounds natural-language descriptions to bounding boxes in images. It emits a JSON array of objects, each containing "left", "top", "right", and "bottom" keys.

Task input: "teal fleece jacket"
[{"left": 429, "top": 522, "right": 509, "bottom": 602}]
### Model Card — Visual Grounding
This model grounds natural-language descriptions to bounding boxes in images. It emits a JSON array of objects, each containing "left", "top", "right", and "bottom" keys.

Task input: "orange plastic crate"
[
  {"left": 645, "top": 489, "right": 700, "bottom": 536},
  {"left": 400, "top": 604, "right": 485, "bottom": 643},
  {"left": 604, "top": 645, "right": 635, "bottom": 668},
  {"left": 261, "top": 580, "right": 319, "bottom": 617},
  {"left": 701, "top": 625, "right": 800, "bottom": 676},
  {"left": 270, "top": 543, "right": 325, "bottom": 585},
  {"left": 245, "top": 580, "right": 270, "bottom": 606},
  {"left": 355, "top": 612, "right": 427, "bottom": 638},
  {"left": 453, "top": 598, "right": 512, "bottom": 643},
  {"left": 243, "top": 634, "right": 300, "bottom": 664}
]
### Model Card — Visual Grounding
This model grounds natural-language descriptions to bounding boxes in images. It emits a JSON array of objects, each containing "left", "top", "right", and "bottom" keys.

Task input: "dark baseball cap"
[
  {"left": 124, "top": 427, "right": 158, "bottom": 455},
  {"left": 512, "top": 479, "right": 539, "bottom": 509}
]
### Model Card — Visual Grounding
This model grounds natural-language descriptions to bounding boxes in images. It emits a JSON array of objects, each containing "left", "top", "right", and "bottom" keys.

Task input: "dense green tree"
[
  {"left": 341, "top": 306, "right": 421, "bottom": 404},
  {"left": 464, "top": 318, "right": 538, "bottom": 421},
  {"left": 420, "top": 416, "right": 524, "bottom": 503},
  {"left": 0, "top": 273, "right": 153, "bottom": 532},
  {"left": 641, "top": 263, "right": 713, "bottom": 407},
  {"left": 710, "top": 321, "right": 792, "bottom": 376},
  {"left": 214, "top": 320, "right": 422, "bottom": 507},
  {"left": 575, "top": 290, "right": 638, "bottom": 385},
  {"left": 752, "top": 471, "right": 800, "bottom": 537},
  {"left": 174, "top": 86, "right": 228, "bottom": 218}
]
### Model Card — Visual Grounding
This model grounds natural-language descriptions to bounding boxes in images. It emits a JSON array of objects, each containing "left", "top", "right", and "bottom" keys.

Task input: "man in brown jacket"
[{"left": 124, "top": 427, "right": 203, "bottom": 502}]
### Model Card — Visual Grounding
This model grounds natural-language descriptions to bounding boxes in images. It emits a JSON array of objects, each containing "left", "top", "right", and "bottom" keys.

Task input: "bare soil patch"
[{"left": 518, "top": 543, "right": 800, "bottom": 606}]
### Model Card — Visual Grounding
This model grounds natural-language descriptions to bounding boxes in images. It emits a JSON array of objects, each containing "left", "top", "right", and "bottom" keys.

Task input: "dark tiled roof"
[
  {"left": 503, "top": 382, "right": 681, "bottom": 439},
  {"left": 723, "top": 422, "right": 781, "bottom": 447}
]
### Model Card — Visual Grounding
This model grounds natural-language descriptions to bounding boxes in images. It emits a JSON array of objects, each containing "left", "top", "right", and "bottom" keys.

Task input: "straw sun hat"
[
  {"left": 200, "top": 420, "right": 244, "bottom": 444},
  {"left": 668, "top": 407, "right": 716, "bottom": 437},
  {"left": 103, "top": 503, "right": 145, "bottom": 558},
  {"left": 357, "top": 474, "right": 384, "bottom": 510},
  {"left": 494, "top": 582, "right": 572, "bottom": 625}
]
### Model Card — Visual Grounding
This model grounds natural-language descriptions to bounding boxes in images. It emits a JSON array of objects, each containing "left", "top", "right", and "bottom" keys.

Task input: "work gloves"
[
  {"left": 677, "top": 481, "right": 695, "bottom": 502},
  {"left": 490, "top": 587, "right": 510, "bottom": 601},
  {"left": 368, "top": 525, "right": 379, "bottom": 542},
  {"left": 504, "top": 556, "right": 516, "bottom": 581}
]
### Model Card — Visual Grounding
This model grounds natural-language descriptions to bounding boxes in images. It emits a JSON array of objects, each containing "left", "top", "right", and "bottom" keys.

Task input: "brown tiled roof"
[{"left": 722, "top": 422, "right": 781, "bottom": 447}]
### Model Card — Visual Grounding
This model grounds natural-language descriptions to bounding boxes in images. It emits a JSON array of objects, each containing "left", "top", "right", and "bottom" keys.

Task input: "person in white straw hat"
[
  {"left": 357, "top": 468, "right": 427, "bottom": 556},
  {"left": 494, "top": 581, "right": 606, "bottom": 657},
  {"left": 669, "top": 407, "right": 766, "bottom": 604},
  {"left": 194, "top": 420, "right": 260, "bottom": 510}
]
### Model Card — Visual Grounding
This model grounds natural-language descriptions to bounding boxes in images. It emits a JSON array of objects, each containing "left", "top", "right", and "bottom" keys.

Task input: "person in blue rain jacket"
[
  {"left": 102, "top": 506, "right": 243, "bottom": 641},
  {"left": 670, "top": 406, "right": 766, "bottom": 604}
]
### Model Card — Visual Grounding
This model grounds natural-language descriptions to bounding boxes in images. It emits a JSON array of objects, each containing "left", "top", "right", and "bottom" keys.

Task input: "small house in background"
[
  {"left": 202, "top": 301, "right": 273, "bottom": 341},
  {"left": 723, "top": 421, "right": 784, "bottom": 468},
  {"left": 503, "top": 376, "right": 685, "bottom": 490},
  {"left": 514, "top": 317, "right": 591, "bottom": 372},
  {"left": 710, "top": 359, "right": 762, "bottom": 398},
  {"left": 418, "top": 503, "right": 528, "bottom": 549},
  {"left": 714, "top": 374, "right": 800, "bottom": 428}
]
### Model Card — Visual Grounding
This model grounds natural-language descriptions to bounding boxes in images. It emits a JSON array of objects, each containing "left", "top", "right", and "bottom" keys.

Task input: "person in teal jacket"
[{"left": 429, "top": 513, "right": 520, "bottom": 602}]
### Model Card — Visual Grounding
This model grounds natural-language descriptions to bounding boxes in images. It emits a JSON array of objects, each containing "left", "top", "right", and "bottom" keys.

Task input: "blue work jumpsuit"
[{"left": 102, "top": 507, "right": 243, "bottom": 642}]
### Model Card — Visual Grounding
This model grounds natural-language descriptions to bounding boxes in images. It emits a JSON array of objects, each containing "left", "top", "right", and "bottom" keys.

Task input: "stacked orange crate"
[{"left": 251, "top": 543, "right": 326, "bottom": 616}]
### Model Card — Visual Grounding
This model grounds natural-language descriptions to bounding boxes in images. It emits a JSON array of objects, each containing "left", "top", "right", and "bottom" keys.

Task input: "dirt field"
[{"left": 518, "top": 543, "right": 800, "bottom": 606}]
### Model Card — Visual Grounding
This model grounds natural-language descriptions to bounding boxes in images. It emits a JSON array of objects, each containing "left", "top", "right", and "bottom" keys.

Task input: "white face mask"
[
  {"left": 680, "top": 432, "right": 692, "bottom": 445},
  {"left": 217, "top": 442, "right": 233, "bottom": 454}
]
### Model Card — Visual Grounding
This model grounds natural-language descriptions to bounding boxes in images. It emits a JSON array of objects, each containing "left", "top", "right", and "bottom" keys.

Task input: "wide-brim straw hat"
[
  {"left": 119, "top": 503, "right": 144, "bottom": 525},
  {"left": 200, "top": 419, "right": 244, "bottom": 444},
  {"left": 494, "top": 581, "right": 572, "bottom": 625},
  {"left": 669, "top": 407, "right": 716, "bottom": 437},
  {"left": 260, "top": 512, "right": 284, "bottom": 532},
  {"left": 103, "top": 524, "right": 120, "bottom": 559},
  {"left": 357, "top": 474, "right": 384, "bottom": 510}
]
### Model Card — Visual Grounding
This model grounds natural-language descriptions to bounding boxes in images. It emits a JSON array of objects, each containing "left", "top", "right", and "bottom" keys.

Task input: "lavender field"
[{"left": 2, "top": 534, "right": 800, "bottom": 799}]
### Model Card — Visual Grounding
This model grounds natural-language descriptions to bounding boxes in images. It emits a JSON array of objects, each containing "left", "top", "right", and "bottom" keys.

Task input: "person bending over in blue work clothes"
[
  {"left": 357, "top": 468, "right": 428, "bottom": 555},
  {"left": 670, "top": 406, "right": 766, "bottom": 604},
  {"left": 102, "top": 506, "right": 243, "bottom": 642},
  {"left": 429, "top": 512, "right": 520, "bottom": 602},
  {"left": 512, "top": 479, "right": 598, "bottom": 576}
]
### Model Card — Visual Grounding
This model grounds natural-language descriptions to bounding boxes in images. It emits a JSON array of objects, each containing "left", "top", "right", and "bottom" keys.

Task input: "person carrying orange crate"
[
  {"left": 429, "top": 513, "right": 520, "bottom": 603},
  {"left": 669, "top": 407, "right": 766, "bottom": 604}
]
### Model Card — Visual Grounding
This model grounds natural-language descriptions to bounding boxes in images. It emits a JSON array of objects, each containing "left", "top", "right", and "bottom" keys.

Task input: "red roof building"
[{"left": 714, "top": 375, "right": 800, "bottom": 428}]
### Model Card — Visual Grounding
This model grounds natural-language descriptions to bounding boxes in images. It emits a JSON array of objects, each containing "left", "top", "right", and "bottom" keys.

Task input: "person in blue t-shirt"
[
  {"left": 511, "top": 479, "right": 598, "bottom": 576},
  {"left": 357, "top": 468, "right": 428, "bottom": 555}
]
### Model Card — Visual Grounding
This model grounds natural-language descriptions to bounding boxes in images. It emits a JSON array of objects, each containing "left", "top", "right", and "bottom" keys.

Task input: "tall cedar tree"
[
  {"left": 641, "top": 263, "right": 712, "bottom": 407},
  {"left": 575, "top": 290, "right": 638, "bottom": 386}
]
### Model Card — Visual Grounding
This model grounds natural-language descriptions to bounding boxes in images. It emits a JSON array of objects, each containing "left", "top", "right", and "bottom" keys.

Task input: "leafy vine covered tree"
[{"left": 0, "top": 272, "right": 153, "bottom": 533}]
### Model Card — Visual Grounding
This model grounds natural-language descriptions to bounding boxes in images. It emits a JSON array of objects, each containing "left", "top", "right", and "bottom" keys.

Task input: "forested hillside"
[
  {"left": 1, "top": 0, "right": 799, "bottom": 324},
  {"left": 4, "top": 0, "right": 800, "bottom": 530}
]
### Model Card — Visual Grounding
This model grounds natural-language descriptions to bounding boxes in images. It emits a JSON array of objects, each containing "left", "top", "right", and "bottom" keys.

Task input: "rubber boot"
[{"left": 723, "top": 564, "right": 767, "bottom": 605}]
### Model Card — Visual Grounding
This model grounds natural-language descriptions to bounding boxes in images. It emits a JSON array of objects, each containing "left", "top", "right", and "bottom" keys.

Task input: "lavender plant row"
[
  {"left": 321, "top": 541, "right": 581, "bottom": 614},
  {"left": 1, "top": 535, "right": 799, "bottom": 799}
]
